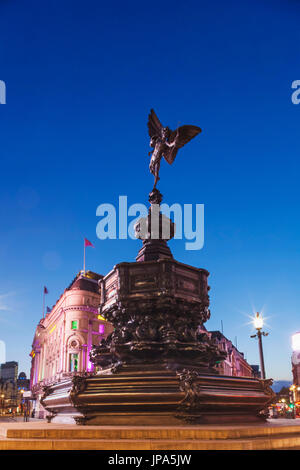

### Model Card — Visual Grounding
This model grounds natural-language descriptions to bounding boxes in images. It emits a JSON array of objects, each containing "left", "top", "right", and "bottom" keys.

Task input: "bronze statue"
[{"left": 147, "top": 109, "right": 202, "bottom": 189}]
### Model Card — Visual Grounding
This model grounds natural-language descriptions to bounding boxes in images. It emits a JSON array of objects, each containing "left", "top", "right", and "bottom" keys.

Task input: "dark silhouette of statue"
[{"left": 147, "top": 109, "right": 202, "bottom": 189}]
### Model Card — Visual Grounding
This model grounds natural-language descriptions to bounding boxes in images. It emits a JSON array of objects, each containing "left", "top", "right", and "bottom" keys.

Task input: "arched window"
[
  {"left": 68, "top": 337, "right": 82, "bottom": 373},
  {"left": 69, "top": 353, "right": 79, "bottom": 372}
]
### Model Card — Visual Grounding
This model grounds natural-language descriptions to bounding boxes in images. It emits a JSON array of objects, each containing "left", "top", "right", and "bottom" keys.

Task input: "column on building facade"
[
  {"left": 39, "top": 346, "right": 45, "bottom": 382},
  {"left": 34, "top": 351, "right": 40, "bottom": 385},
  {"left": 60, "top": 309, "right": 66, "bottom": 373},
  {"left": 87, "top": 319, "right": 93, "bottom": 371}
]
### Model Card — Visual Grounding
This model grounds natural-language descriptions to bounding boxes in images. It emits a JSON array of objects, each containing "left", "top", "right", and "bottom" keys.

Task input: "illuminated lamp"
[
  {"left": 292, "top": 332, "right": 300, "bottom": 352},
  {"left": 253, "top": 312, "right": 263, "bottom": 330}
]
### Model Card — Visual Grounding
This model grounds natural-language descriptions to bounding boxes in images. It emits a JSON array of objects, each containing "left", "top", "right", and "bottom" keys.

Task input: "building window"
[
  {"left": 99, "top": 324, "right": 105, "bottom": 334},
  {"left": 71, "top": 320, "right": 78, "bottom": 330},
  {"left": 69, "top": 353, "right": 79, "bottom": 372}
]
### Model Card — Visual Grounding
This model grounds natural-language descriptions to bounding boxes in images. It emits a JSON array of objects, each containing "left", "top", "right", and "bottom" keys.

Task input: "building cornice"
[{"left": 39, "top": 305, "right": 99, "bottom": 331}]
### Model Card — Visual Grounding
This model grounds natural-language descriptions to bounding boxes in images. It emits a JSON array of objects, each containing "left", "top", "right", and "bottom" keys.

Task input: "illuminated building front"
[
  {"left": 210, "top": 331, "right": 254, "bottom": 378},
  {"left": 0, "top": 364, "right": 29, "bottom": 414},
  {"left": 291, "top": 331, "right": 300, "bottom": 413},
  {"left": 30, "top": 271, "right": 113, "bottom": 418}
]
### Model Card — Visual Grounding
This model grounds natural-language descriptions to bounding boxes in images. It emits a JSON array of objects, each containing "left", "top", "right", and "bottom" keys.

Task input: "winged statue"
[{"left": 147, "top": 109, "right": 202, "bottom": 189}]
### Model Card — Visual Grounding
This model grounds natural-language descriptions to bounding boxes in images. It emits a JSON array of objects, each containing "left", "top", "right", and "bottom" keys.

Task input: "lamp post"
[
  {"left": 289, "top": 385, "right": 296, "bottom": 418},
  {"left": 20, "top": 389, "right": 24, "bottom": 416},
  {"left": 250, "top": 312, "right": 268, "bottom": 379},
  {"left": 0, "top": 394, "right": 4, "bottom": 415}
]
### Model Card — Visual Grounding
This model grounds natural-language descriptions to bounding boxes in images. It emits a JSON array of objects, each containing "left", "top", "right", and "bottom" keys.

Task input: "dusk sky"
[{"left": 0, "top": 0, "right": 300, "bottom": 381}]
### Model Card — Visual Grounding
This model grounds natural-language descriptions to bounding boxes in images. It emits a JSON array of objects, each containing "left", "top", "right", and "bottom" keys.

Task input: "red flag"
[
  {"left": 84, "top": 238, "right": 94, "bottom": 248},
  {"left": 44, "top": 286, "right": 48, "bottom": 294}
]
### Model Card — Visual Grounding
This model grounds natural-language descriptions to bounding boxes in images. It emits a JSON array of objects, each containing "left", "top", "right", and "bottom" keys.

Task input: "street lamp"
[
  {"left": 289, "top": 385, "right": 297, "bottom": 418},
  {"left": 19, "top": 389, "right": 24, "bottom": 416},
  {"left": 0, "top": 394, "right": 4, "bottom": 414},
  {"left": 250, "top": 312, "right": 269, "bottom": 379}
]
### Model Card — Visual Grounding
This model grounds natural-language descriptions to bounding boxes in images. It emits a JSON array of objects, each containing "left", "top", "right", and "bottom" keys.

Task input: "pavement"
[
  {"left": 0, "top": 418, "right": 300, "bottom": 450},
  {"left": 0, "top": 417, "right": 41, "bottom": 422}
]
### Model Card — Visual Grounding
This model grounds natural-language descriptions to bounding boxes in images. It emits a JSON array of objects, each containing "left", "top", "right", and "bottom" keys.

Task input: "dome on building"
[
  {"left": 70, "top": 276, "right": 99, "bottom": 293},
  {"left": 18, "top": 372, "right": 27, "bottom": 380}
]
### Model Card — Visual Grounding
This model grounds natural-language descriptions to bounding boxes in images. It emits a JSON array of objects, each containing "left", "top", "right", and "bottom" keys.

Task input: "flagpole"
[
  {"left": 83, "top": 239, "right": 86, "bottom": 275},
  {"left": 42, "top": 290, "right": 45, "bottom": 319},
  {"left": 83, "top": 238, "right": 94, "bottom": 276}
]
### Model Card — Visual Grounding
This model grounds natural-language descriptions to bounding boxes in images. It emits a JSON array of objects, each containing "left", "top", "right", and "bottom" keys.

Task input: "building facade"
[
  {"left": 30, "top": 271, "right": 113, "bottom": 418},
  {"left": 210, "top": 331, "right": 254, "bottom": 378},
  {"left": 17, "top": 372, "right": 30, "bottom": 393},
  {"left": 0, "top": 362, "right": 29, "bottom": 415},
  {"left": 250, "top": 364, "right": 261, "bottom": 378},
  {"left": 290, "top": 332, "right": 300, "bottom": 415},
  {"left": 0, "top": 361, "right": 18, "bottom": 381}
]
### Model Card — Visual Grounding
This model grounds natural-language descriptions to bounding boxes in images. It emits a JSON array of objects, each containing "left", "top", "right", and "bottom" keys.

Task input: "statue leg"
[{"left": 153, "top": 162, "right": 160, "bottom": 189}]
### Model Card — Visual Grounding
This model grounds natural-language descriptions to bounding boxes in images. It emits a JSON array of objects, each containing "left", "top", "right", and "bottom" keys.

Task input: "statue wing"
[
  {"left": 169, "top": 125, "right": 202, "bottom": 148},
  {"left": 147, "top": 109, "right": 163, "bottom": 138},
  {"left": 164, "top": 125, "right": 202, "bottom": 164}
]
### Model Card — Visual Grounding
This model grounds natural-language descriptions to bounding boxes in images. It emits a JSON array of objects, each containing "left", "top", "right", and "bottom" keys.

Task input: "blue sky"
[{"left": 0, "top": 0, "right": 300, "bottom": 380}]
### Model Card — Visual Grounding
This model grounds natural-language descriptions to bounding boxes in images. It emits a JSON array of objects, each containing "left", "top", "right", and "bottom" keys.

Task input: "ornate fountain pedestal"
[
  {"left": 42, "top": 362, "right": 274, "bottom": 425},
  {"left": 41, "top": 191, "right": 275, "bottom": 425}
]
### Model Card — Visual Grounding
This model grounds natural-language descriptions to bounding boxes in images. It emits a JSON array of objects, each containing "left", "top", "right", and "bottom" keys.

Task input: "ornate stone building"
[
  {"left": 210, "top": 331, "right": 254, "bottom": 378},
  {"left": 30, "top": 271, "right": 113, "bottom": 418}
]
